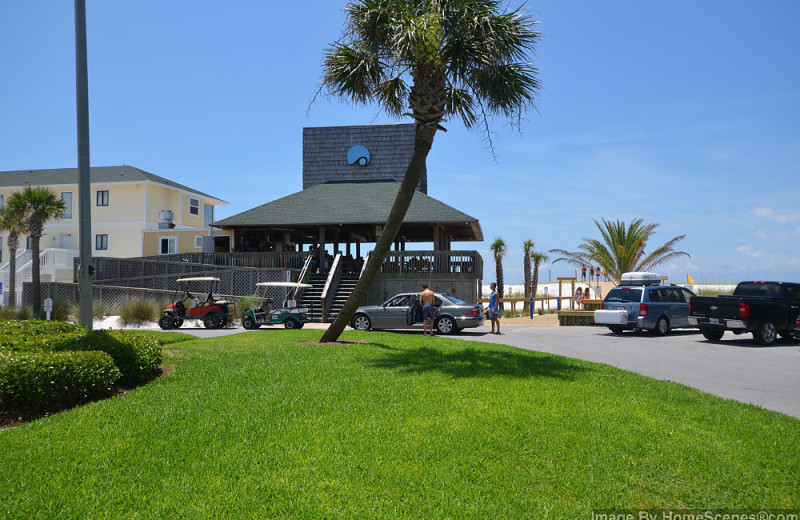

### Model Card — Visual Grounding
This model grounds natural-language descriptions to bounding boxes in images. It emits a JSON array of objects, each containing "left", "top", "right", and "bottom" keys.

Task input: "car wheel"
[
  {"left": 653, "top": 317, "right": 670, "bottom": 336},
  {"left": 609, "top": 326, "right": 625, "bottom": 334},
  {"left": 203, "top": 314, "right": 221, "bottom": 329},
  {"left": 243, "top": 317, "right": 256, "bottom": 330},
  {"left": 284, "top": 319, "right": 300, "bottom": 329},
  {"left": 700, "top": 327, "right": 724, "bottom": 341},
  {"left": 753, "top": 320, "right": 778, "bottom": 346},
  {"left": 435, "top": 316, "right": 456, "bottom": 335},
  {"left": 352, "top": 314, "right": 371, "bottom": 331},
  {"left": 158, "top": 315, "right": 174, "bottom": 330}
]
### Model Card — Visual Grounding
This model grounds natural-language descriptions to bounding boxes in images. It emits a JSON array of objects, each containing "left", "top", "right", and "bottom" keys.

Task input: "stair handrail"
[
  {"left": 320, "top": 253, "right": 343, "bottom": 322},
  {"left": 294, "top": 254, "right": 314, "bottom": 301},
  {"left": 359, "top": 252, "right": 370, "bottom": 279}
]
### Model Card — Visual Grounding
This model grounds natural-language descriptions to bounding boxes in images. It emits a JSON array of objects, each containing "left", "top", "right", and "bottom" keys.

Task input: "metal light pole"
[{"left": 75, "top": 0, "right": 93, "bottom": 329}]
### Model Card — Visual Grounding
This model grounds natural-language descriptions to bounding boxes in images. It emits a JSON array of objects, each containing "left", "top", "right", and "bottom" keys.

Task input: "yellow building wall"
[
  {"left": 0, "top": 183, "right": 226, "bottom": 259},
  {"left": 142, "top": 230, "right": 233, "bottom": 256}
]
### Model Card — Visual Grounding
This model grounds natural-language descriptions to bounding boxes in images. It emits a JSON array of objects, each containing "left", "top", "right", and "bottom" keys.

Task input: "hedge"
[
  {"left": 0, "top": 350, "right": 120, "bottom": 414},
  {"left": 0, "top": 320, "right": 162, "bottom": 387}
]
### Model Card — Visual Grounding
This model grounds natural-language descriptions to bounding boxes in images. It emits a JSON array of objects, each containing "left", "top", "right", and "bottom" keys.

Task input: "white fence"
[{"left": 0, "top": 248, "right": 78, "bottom": 306}]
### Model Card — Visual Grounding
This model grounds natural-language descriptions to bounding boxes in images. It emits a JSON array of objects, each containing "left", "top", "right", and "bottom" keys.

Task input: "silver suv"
[{"left": 595, "top": 277, "right": 697, "bottom": 335}]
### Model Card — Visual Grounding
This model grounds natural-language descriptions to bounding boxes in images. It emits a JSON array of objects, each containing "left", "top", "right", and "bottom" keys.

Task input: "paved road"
[{"left": 451, "top": 325, "right": 800, "bottom": 419}]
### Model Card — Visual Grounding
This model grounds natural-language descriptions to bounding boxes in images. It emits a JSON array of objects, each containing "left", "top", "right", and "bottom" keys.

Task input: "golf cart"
[
  {"left": 242, "top": 281, "right": 312, "bottom": 330},
  {"left": 159, "top": 276, "right": 234, "bottom": 330}
]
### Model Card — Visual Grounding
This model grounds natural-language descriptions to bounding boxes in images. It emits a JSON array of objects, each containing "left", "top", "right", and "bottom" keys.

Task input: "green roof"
[
  {"left": 0, "top": 165, "right": 227, "bottom": 204},
  {"left": 213, "top": 180, "right": 482, "bottom": 241}
]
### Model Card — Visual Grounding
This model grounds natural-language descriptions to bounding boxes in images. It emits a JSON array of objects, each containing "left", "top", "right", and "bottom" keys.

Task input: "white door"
[{"left": 59, "top": 234, "right": 73, "bottom": 249}]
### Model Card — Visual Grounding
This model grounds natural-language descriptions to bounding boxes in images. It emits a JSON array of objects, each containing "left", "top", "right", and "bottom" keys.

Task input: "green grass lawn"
[{"left": 1, "top": 330, "right": 798, "bottom": 519}]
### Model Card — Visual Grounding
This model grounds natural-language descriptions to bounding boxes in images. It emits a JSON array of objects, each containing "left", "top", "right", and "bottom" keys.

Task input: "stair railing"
[
  {"left": 320, "top": 253, "right": 343, "bottom": 322},
  {"left": 293, "top": 254, "right": 313, "bottom": 302}
]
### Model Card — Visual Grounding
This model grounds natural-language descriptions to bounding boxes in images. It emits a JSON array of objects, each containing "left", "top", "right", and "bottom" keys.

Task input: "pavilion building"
[{"left": 212, "top": 124, "right": 484, "bottom": 308}]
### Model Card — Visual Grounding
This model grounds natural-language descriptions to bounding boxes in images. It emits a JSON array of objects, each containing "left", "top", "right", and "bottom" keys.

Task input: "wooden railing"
[
  {"left": 153, "top": 250, "right": 483, "bottom": 280},
  {"left": 152, "top": 252, "right": 308, "bottom": 269},
  {"left": 379, "top": 250, "right": 483, "bottom": 278}
]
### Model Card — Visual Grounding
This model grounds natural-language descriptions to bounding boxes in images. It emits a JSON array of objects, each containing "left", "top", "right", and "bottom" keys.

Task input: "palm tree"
[
  {"left": 490, "top": 238, "right": 507, "bottom": 298},
  {"left": 529, "top": 249, "right": 549, "bottom": 303},
  {"left": 19, "top": 186, "right": 66, "bottom": 317},
  {"left": 0, "top": 194, "right": 29, "bottom": 307},
  {"left": 522, "top": 239, "right": 534, "bottom": 310},
  {"left": 318, "top": 0, "right": 541, "bottom": 342},
  {"left": 550, "top": 218, "right": 689, "bottom": 283}
]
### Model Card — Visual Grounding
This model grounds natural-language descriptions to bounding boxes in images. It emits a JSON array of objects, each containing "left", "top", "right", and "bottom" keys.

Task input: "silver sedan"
[{"left": 350, "top": 293, "right": 485, "bottom": 334}]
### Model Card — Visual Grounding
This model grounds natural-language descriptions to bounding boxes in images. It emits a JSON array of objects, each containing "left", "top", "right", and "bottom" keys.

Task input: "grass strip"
[{"left": 1, "top": 330, "right": 797, "bottom": 518}]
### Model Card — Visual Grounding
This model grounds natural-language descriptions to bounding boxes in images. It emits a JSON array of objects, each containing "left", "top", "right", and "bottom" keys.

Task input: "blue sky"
[{"left": 1, "top": 1, "right": 798, "bottom": 284}]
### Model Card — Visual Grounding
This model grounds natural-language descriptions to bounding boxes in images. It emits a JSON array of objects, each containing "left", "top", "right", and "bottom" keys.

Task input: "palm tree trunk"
[
  {"left": 31, "top": 236, "right": 41, "bottom": 317},
  {"left": 523, "top": 256, "right": 531, "bottom": 311},
  {"left": 495, "top": 260, "right": 504, "bottom": 299},
  {"left": 532, "top": 263, "right": 540, "bottom": 310},
  {"left": 320, "top": 124, "right": 437, "bottom": 342},
  {"left": 8, "top": 243, "right": 17, "bottom": 307}
]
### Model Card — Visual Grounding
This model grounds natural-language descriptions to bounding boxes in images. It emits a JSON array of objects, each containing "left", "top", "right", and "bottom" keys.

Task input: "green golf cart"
[{"left": 242, "top": 281, "right": 312, "bottom": 330}]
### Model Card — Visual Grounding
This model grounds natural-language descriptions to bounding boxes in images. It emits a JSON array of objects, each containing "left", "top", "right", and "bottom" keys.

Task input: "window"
[
  {"left": 61, "top": 192, "right": 73, "bottom": 218},
  {"left": 96, "top": 190, "right": 109, "bottom": 206},
  {"left": 159, "top": 237, "right": 177, "bottom": 255},
  {"left": 26, "top": 236, "right": 32, "bottom": 249},
  {"left": 195, "top": 235, "right": 204, "bottom": 249},
  {"left": 0, "top": 195, "right": 4, "bottom": 209},
  {"left": 189, "top": 198, "right": 199, "bottom": 216},
  {"left": 0, "top": 237, "right": 3, "bottom": 263},
  {"left": 95, "top": 234, "right": 108, "bottom": 250}
]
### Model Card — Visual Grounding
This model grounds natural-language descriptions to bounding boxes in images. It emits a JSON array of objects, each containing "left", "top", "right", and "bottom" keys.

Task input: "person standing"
[
  {"left": 581, "top": 264, "right": 587, "bottom": 281},
  {"left": 488, "top": 282, "right": 501, "bottom": 334},
  {"left": 574, "top": 287, "right": 583, "bottom": 309},
  {"left": 596, "top": 266, "right": 601, "bottom": 283},
  {"left": 420, "top": 284, "right": 436, "bottom": 336}
]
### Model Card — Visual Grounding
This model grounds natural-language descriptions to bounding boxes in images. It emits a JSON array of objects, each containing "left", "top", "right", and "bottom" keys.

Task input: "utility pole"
[{"left": 75, "top": 0, "right": 93, "bottom": 329}]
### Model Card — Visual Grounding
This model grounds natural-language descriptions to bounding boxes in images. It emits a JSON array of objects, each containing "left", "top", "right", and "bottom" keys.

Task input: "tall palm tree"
[
  {"left": 522, "top": 239, "right": 534, "bottom": 309},
  {"left": 0, "top": 194, "right": 29, "bottom": 307},
  {"left": 19, "top": 186, "right": 66, "bottom": 317},
  {"left": 319, "top": 0, "right": 541, "bottom": 342},
  {"left": 550, "top": 218, "right": 689, "bottom": 283},
  {"left": 529, "top": 249, "right": 549, "bottom": 303},
  {"left": 490, "top": 238, "right": 507, "bottom": 298}
]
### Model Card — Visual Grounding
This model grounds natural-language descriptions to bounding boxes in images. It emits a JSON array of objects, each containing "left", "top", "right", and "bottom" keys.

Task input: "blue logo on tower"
[{"left": 347, "top": 145, "right": 370, "bottom": 166}]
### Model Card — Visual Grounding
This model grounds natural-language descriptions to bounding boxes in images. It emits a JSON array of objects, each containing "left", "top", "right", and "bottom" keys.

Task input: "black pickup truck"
[{"left": 688, "top": 281, "right": 800, "bottom": 345}]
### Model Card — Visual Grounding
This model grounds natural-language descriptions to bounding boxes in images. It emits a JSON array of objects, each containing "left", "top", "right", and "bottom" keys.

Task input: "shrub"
[
  {"left": 236, "top": 296, "right": 261, "bottom": 324},
  {"left": 0, "top": 306, "right": 32, "bottom": 321},
  {"left": 70, "top": 330, "right": 162, "bottom": 387},
  {"left": 0, "top": 320, "right": 162, "bottom": 387},
  {"left": 94, "top": 299, "right": 107, "bottom": 319},
  {"left": 118, "top": 299, "right": 161, "bottom": 325},
  {"left": 0, "top": 350, "right": 120, "bottom": 414}
]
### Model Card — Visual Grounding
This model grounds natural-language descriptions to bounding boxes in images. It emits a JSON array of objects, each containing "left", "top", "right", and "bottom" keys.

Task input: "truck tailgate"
[{"left": 691, "top": 296, "right": 741, "bottom": 318}]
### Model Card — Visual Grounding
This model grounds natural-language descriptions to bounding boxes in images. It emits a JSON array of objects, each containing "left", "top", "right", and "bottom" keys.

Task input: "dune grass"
[{"left": 1, "top": 330, "right": 797, "bottom": 519}]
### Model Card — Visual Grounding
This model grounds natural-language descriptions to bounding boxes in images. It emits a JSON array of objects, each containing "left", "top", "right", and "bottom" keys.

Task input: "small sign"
[{"left": 43, "top": 298, "right": 53, "bottom": 312}]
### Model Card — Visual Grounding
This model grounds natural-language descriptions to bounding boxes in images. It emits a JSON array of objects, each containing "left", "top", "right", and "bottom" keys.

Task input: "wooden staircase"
[
  {"left": 299, "top": 274, "right": 327, "bottom": 322},
  {"left": 299, "top": 273, "right": 361, "bottom": 322},
  {"left": 325, "top": 274, "right": 360, "bottom": 322}
]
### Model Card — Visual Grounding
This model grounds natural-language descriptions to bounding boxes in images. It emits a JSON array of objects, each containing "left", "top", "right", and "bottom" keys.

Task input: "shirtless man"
[{"left": 420, "top": 284, "right": 436, "bottom": 336}]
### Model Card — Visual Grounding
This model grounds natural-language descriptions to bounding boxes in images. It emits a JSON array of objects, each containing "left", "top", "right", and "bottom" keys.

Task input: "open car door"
[{"left": 406, "top": 295, "right": 421, "bottom": 326}]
